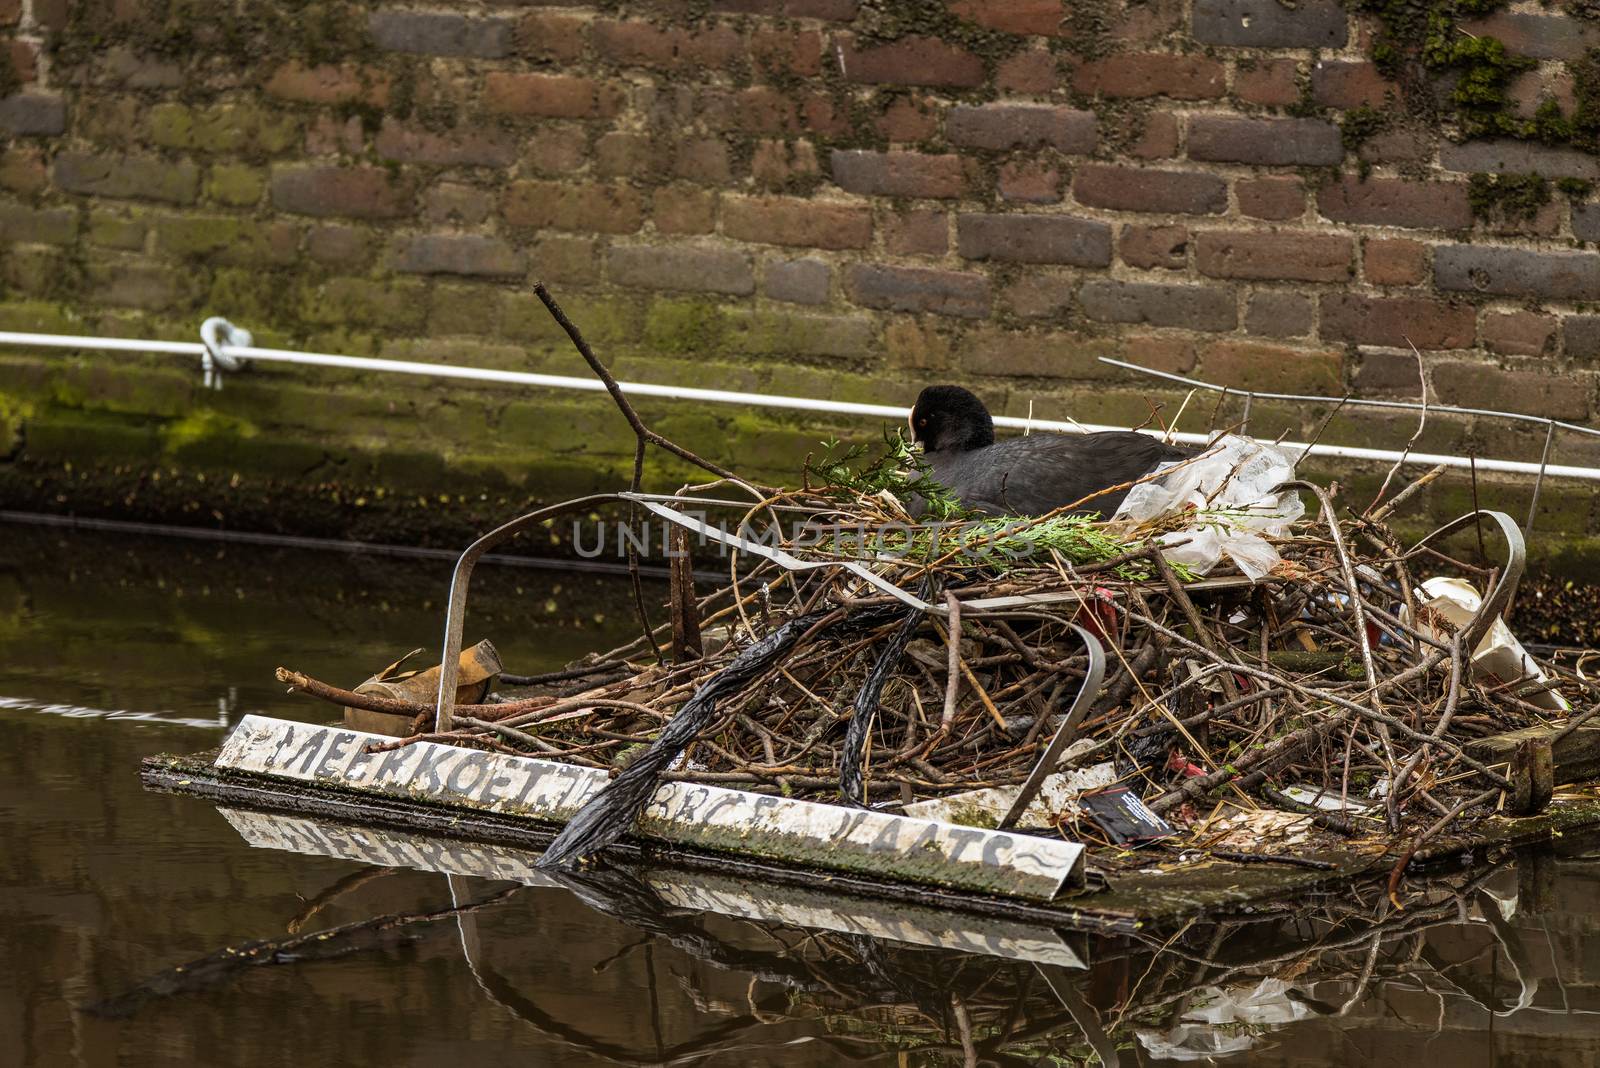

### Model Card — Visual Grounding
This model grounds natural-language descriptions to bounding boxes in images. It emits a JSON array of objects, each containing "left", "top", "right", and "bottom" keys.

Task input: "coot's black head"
[{"left": 910, "top": 385, "right": 996, "bottom": 454}]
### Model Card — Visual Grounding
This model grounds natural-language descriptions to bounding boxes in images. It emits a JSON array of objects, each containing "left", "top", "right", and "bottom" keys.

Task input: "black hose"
[
  {"left": 538, "top": 603, "right": 906, "bottom": 869},
  {"left": 838, "top": 581, "right": 936, "bottom": 806}
]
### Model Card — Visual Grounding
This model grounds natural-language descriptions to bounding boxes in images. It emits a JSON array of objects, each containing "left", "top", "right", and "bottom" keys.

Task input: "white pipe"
[{"left": 2, "top": 328, "right": 1597, "bottom": 482}]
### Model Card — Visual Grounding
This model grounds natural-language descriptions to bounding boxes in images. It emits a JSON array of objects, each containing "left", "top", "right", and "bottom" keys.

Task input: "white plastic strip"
[
  {"left": 2, "top": 328, "right": 1596, "bottom": 481},
  {"left": 215, "top": 714, "right": 1086, "bottom": 900},
  {"left": 219, "top": 806, "right": 1087, "bottom": 966}
]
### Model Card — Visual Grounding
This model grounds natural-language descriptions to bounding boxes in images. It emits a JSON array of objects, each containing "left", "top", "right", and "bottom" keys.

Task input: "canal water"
[{"left": 3, "top": 521, "right": 1597, "bottom": 1067}]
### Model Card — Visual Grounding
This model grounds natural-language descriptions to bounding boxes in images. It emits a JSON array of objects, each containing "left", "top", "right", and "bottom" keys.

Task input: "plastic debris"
[
  {"left": 1137, "top": 978, "right": 1311, "bottom": 1060},
  {"left": 1282, "top": 784, "right": 1373, "bottom": 813},
  {"left": 1080, "top": 786, "right": 1175, "bottom": 844},
  {"left": 1113, "top": 434, "right": 1304, "bottom": 581},
  {"left": 901, "top": 761, "right": 1118, "bottom": 828},
  {"left": 1409, "top": 577, "right": 1570, "bottom": 712}
]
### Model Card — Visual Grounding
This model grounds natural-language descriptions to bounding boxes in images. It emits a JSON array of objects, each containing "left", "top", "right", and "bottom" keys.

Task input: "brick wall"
[{"left": 2, "top": 0, "right": 1600, "bottom": 550}]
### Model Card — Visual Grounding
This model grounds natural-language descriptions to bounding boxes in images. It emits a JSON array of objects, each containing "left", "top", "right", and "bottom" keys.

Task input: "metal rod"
[
  {"left": 1101, "top": 356, "right": 1600, "bottom": 439},
  {"left": 1527, "top": 420, "right": 1557, "bottom": 532}
]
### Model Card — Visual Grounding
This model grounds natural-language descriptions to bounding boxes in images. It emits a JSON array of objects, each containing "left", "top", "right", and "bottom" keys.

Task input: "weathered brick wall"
[{"left": 2, "top": 0, "right": 1600, "bottom": 551}]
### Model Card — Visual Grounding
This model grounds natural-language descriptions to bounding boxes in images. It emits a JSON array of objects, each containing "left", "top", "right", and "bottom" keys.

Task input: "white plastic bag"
[{"left": 1114, "top": 435, "right": 1303, "bottom": 581}]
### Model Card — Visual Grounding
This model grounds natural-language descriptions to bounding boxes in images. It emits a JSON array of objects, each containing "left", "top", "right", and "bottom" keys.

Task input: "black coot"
[{"left": 908, "top": 384, "right": 1191, "bottom": 517}]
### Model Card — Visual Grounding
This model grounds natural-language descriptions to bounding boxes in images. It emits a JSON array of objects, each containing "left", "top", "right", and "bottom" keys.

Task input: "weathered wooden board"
[
  {"left": 214, "top": 715, "right": 1086, "bottom": 901},
  {"left": 1468, "top": 724, "right": 1600, "bottom": 786},
  {"left": 220, "top": 806, "right": 1086, "bottom": 967}
]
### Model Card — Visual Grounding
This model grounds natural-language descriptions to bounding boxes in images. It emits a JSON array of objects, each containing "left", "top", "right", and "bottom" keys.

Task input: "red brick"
[
  {"left": 883, "top": 209, "right": 947, "bottom": 255},
  {"left": 524, "top": 126, "right": 588, "bottom": 176},
  {"left": 836, "top": 34, "right": 985, "bottom": 88},
  {"left": 723, "top": 195, "right": 872, "bottom": 249},
  {"left": 846, "top": 263, "right": 989, "bottom": 318},
  {"left": 1073, "top": 53, "right": 1225, "bottom": 100},
  {"left": 1457, "top": 11, "right": 1600, "bottom": 61},
  {"left": 390, "top": 233, "right": 524, "bottom": 277},
  {"left": 531, "top": 234, "right": 599, "bottom": 283},
  {"left": 700, "top": 87, "right": 801, "bottom": 134},
  {"left": 1124, "top": 334, "right": 1197, "bottom": 375},
  {"left": 752, "top": 27, "right": 822, "bottom": 77},
  {"left": 948, "top": 0, "right": 1067, "bottom": 35},
  {"left": 998, "top": 160, "right": 1061, "bottom": 203},
  {"left": 483, "top": 73, "right": 624, "bottom": 118},
  {"left": 514, "top": 12, "right": 588, "bottom": 63},
  {"left": 1482, "top": 311, "right": 1555, "bottom": 356},
  {"left": 751, "top": 139, "right": 819, "bottom": 189},
  {"left": 593, "top": 19, "right": 742, "bottom": 69},
  {"left": 801, "top": 95, "right": 850, "bottom": 137},
  {"left": 1120, "top": 224, "right": 1188, "bottom": 270},
  {"left": 271, "top": 165, "right": 412, "bottom": 219},
  {"left": 672, "top": 138, "right": 731, "bottom": 183},
  {"left": 1237, "top": 177, "right": 1305, "bottom": 220},
  {"left": 996, "top": 49, "right": 1058, "bottom": 95},
  {"left": 374, "top": 119, "right": 518, "bottom": 167},
  {"left": 710, "top": 0, "right": 858, "bottom": 17},
  {"left": 1202, "top": 341, "right": 1342, "bottom": 393},
  {"left": 1432, "top": 362, "right": 1590, "bottom": 420},
  {"left": 875, "top": 96, "right": 940, "bottom": 142},
  {"left": 1075, "top": 165, "right": 1227, "bottom": 215},
  {"left": 503, "top": 180, "right": 644, "bottom": 233},
  {"left": 8, "top": 39, "right": 37, "bottom": 83},
  {"left": 370, "top": 11, "right": 514, "bottom": 58},
  {"left": 1235, "top": 58, "right": 1300, "bottom": 106},
  {"left": 0, "top": 146, "right": 47, "bottom": 194},
  {"left": 305, "top": 114, "right": 364, "bottom": 156},
  {"left": 264, "top": 62, "right": 392, "bottom": 107},
  {"left": 958, "top": 213, "right": 1112, "bottom": 266},
  {"left": 1128, "top": 113, "right": 1179, "bottom": 159},
  {"left": 609, "top": 244, "right": 753, "bottom": 295},
  {"left": 307, "top": 224, "right": 372, "bottom": 267},
  {"left": 1317, "top": 176, "right": 1473, "bottom": 230},
  {"left": 1188, "top": 116, "right": 1342, "bottom": 165},
  {"left": 1311, "top": 60, "right": 1395, "bottom": 108},
  {"left": 422, "top": 183, "right": 493, "bottom": 226},
  {"left": 1245, "top": 292, "right": 1313, "bottom": 338},
  {"left": 595, "top": 132, "right": 660, "bottom": 177},
  {"left": 1081, "top": 280, "right": 1236, "bottom": 330},
  {"left": 1004, "top": 275, "right": 1072, "bottom": 319},
  {"left": 1196, "top": 231, "right": 1353, "bottom": 282},
  {"left": 831, "top": 149, "right": 967, "bottom": 199},
  {"left": 653, "top": 186, "right": 716, "bottom": 234},
  {"left": 1112, "top": 0, "right": 1186, "bottom": 40},
  {"left": 1363, "top": 238, "right": 1427, "bottom": 286},
  {"left": 1508, "top": 68, "right": 1576, "bottom": 119},
  {"left": 1359, "top": 127, "right": 1433, "bottom": 164},
  {"left": 1321, "top": 295, "right": 1475, "bottom": 349},
  {"left": 764, "top": 258, "right": 831, "bottom": 304},
  {"left": 946, "top": 104, "right": 1095, "bottom": 153}
]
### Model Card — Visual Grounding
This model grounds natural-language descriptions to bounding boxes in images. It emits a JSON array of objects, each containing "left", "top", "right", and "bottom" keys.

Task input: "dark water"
[{"left": 3, "top": 522, "right": 1598, "bottom": 1067}]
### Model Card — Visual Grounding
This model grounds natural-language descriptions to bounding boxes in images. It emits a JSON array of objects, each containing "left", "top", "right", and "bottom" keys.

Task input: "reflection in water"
[{"left": 3, "top": 522, "right": 1599, "bottom": 1067}]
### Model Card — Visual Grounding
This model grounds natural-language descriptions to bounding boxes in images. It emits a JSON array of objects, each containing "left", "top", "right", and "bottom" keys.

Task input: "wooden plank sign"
[{"left": 215, "top": 715, "right": 1086, "bottom": 901}]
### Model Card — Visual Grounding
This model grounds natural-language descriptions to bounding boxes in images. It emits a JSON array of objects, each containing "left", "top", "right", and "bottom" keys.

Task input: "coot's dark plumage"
[{"left": 908, "top": 385, "right": 1191, "bottom": 517}]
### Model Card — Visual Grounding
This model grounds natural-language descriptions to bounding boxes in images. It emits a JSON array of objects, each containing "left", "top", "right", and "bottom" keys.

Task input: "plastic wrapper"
[
  {"left": 1407, "top": 577, "right": 1570, "bottom": 713},
  {"left": 1136, "top": 978, "right": 1310, "bottom": 1060},
  {"left": 1113, "top": 434, "right": 1304, "bottom": 581}
]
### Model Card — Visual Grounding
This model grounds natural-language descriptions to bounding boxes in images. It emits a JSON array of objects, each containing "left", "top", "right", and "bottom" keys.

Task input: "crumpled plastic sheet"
[
  {"left": 1114, "top": 434, "right": 1304, "bottom": 581},
  {"left": 1136, "top": 978, "right": 1311, "bottom": 1060}
]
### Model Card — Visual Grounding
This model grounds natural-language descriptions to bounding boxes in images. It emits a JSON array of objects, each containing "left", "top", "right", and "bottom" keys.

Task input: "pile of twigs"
[{"left": 277, "top": 286, "right": 1600, "bottom": 887}]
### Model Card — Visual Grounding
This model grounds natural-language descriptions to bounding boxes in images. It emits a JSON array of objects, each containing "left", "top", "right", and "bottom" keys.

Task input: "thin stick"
[
  {"left": 1365, "top": 339, "right": 1428, "bottom": 514},
  {"left": 940, "top": 590, "right": 962, "bottom": 729}
]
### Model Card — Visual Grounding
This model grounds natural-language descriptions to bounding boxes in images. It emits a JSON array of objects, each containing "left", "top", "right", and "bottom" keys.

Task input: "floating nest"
[{"left": 277, "top": 286, "right": 1600, "bottom": 901}]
